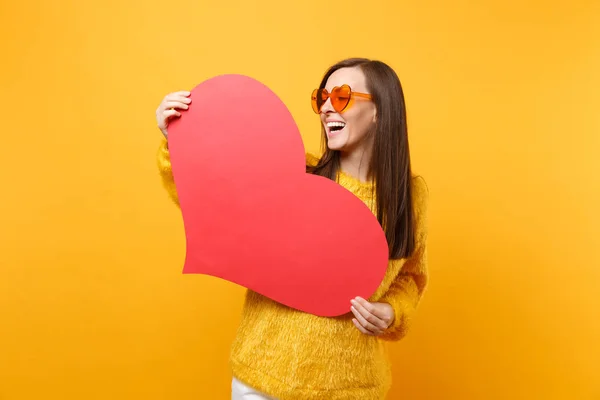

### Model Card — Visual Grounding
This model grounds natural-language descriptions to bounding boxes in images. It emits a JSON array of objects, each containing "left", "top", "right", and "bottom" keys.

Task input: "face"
[{"left": 319, "top": 67, "right": 377, "bottom": 152}]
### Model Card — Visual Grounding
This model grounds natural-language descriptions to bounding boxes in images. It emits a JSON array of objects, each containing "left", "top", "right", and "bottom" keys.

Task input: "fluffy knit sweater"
[{"left": 156, "top": 139, "right": 429, "bottom": 400}]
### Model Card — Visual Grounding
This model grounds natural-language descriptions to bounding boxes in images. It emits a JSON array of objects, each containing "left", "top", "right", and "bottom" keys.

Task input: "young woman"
[{"left": 155, "top": 58, "right": 429, "bottom": 400}]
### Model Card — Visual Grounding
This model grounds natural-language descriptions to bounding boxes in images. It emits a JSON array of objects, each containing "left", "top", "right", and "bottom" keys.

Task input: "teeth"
[{"left": 326, "top": 121, "right": 346, "bottom": 128}]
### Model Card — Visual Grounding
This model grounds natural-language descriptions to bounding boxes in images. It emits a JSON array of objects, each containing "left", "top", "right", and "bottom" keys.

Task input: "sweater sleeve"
[
  {"left": 378, "top": 176, "right": 429, "bottom": 342},
  {"left": 156, "top": 139, "right": 180, "bottom": 208},
  {"left": 305, "top": 152, "right": 320, "bottom": 168}
]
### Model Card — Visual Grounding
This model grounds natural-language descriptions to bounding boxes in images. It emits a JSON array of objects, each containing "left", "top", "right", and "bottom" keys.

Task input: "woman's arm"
[
  {"left": 156, "top": 139, "right": 180, "bottom": 208},
  {"left": 378, "top": 176, "right": 429, "bottom": 341}
]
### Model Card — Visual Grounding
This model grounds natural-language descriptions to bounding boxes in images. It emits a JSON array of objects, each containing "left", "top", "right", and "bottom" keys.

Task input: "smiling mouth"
[{"left": 327, "top": 121, "right": 346, "bottom": 135}]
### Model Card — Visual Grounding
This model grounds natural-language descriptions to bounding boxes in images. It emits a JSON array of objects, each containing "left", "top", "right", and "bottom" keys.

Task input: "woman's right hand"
[{"left": 155, "top": 90, "right": 192, "bottom": 139}]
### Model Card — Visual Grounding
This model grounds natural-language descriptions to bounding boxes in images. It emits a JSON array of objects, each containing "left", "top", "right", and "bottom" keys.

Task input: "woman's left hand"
[{"left": 350, "top": 297, "right": 394, "bottom": 336}]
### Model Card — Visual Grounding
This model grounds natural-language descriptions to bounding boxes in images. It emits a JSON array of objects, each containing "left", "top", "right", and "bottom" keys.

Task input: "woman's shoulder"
[
  {"left": 411, "top": 173, "right": 429, "bottom": 218},
  {"left": 411, "top": 174, "right": 429, "bottom": 196}
]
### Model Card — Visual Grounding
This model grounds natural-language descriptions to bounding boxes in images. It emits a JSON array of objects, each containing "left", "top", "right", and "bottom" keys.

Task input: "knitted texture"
[{"left": 156, "top": 139, "right": 429, "bottom": 400}]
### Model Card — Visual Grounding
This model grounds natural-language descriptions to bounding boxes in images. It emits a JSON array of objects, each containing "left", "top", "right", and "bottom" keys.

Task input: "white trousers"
[{"left": 231, "top": 378, "right": 278, "bottom": 400}]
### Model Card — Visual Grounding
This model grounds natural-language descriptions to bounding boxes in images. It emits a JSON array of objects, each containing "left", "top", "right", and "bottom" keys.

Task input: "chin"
[
  {"left": 326, "top": 140, "right": 345, "bottom": 151},
  {"left": 326, "top": 134, "right": 348, "bottom": 151}
]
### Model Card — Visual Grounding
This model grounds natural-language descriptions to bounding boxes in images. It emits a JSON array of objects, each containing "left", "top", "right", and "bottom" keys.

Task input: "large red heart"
[{"left": 168, "top": 74, "right": 389, "bottom": 317}]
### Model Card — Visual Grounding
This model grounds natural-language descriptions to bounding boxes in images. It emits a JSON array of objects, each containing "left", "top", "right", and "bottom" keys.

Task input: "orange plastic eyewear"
[{"left": 311, "top": 84, "right": 372, "bottom": 114}]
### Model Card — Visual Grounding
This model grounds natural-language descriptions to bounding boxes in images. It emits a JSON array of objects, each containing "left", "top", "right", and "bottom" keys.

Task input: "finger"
[
  {"left": 165, "top": 92, "right": 192, "bottom": 101},
  {"left": 164, "top": 91, "right": 191, "bottom": 100},
  {"left": 162, "top": 109, "right": 181, "bottom": 119},
  {"left": 166, "top": 95, "right": 192, "bottom": 105},
  {"left": 162, "top": 100, "right": 189, "bottom": 111},
  {"left": 354, "top": 297, "right": 388, "bottom": 329},
  {"left": 172, "top": 90, "right": 191, "bottom": 97},
  {"left": 355, "top": 297, "right": 385, "bottom": 318},
  {"left": 352, "top": 300, "right": 388, "bottom": 331},
  {"left": 352, "top": 318, "right": 374, "bottom": 335},
  {"left": 351, "top": 306, "right": 381, "bottom": 335}
]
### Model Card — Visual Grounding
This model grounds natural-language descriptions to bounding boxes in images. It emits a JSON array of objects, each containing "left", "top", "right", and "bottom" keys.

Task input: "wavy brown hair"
[{"left": 307, "top": 58, "right": 415, "bottom": 260}]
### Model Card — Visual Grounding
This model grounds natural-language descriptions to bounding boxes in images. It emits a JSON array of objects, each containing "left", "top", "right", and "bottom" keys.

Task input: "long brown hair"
[{"left": 307, "top": 58, "right": 415, "bottom": 260}]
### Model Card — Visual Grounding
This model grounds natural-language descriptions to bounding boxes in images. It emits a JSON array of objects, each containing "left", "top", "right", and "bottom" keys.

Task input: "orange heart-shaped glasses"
[{"left": 311, "top": 84, "right": 372, "bottom": 114}]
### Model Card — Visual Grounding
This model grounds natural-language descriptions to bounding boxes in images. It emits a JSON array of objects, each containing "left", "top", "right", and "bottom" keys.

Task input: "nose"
[{"left": 320, "top": 97, "right": 335, "bottom": 114}]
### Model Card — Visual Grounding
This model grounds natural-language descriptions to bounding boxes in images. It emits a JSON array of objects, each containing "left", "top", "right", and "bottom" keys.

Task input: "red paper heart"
[{"left": 168, "top": 74, "right": 389, "bottom": 317}]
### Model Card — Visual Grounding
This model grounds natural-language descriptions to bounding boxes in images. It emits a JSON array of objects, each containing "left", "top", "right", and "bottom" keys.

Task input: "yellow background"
[{"left": 1, "top": 0, "right": 599, "bottom": 399}]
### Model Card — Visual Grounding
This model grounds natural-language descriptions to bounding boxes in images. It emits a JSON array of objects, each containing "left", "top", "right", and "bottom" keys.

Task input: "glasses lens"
[
  {"left": 311, "top": 89, "right": 320, "bottom": 113},
  {"left": 331, "top": 85, "right": 351, "bottom": 113},
  {"left": 311, "top": 88, "right": 329, "bottom": 113}
]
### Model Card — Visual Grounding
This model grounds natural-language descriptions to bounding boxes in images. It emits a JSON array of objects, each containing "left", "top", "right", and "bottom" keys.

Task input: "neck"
[{"left": 339, "top": 145, "right": 373, "bottom": 183}]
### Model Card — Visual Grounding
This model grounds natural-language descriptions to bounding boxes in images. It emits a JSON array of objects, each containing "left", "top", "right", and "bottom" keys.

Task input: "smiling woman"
[
  {"left": 155, "top": 57, "right": 429, "bottom": 400},
  {"left": 2, "top": 0, "right": 599, "bottom": 399}
]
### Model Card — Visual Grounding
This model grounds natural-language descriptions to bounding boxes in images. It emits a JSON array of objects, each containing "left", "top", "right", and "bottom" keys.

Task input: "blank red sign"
[{"left": 167, "top": 74, "right": 389, "bottom": 317}]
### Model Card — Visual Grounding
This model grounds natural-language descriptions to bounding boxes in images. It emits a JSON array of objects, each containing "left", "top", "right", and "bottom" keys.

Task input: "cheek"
[{"left": 347, "top": 110, "right": 375, "bottom": 139}]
